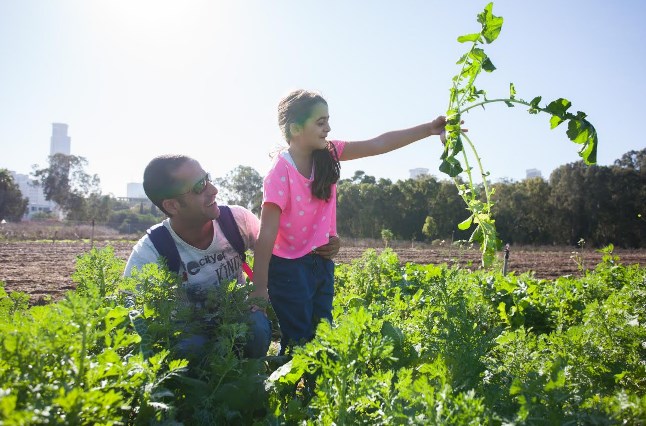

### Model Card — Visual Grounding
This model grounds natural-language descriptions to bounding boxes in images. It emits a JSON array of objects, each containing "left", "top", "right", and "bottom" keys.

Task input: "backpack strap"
[
  {"left": 216, "top": 205, "right": 254, "bottom": 281},
  {"left": 146, "top": 223, "right": 181, "bottom": 274}
]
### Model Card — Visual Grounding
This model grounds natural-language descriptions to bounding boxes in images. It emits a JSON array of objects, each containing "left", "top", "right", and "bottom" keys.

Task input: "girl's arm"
[
  {"left": 249, "top": 202, "right": 281, "bottom": 308},
  {"left": 339, "top": 116, "right": 447, "bottom": 161}
]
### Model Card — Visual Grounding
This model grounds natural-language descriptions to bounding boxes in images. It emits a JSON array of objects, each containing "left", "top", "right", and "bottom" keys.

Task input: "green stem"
[
  {"left": 460, "top": 131, "right": 491, "bottom": 210},
  {"left": 462, "top": 98, "right": 535, "bottom": 114},
  {"left": 448, "top": 44, "right": 478, "bottom": 111},
  {"left": 460, "top": 141, "right": 475, "bottom": 195}
]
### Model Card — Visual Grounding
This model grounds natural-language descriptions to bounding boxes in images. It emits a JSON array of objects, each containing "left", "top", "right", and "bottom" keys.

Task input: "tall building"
[
  {"left": 525, "top": 168, "right": 542, "bottom": 179},
  {"left": 50, "top": 123, "right": 71, "bottom": 156},
  {"left": 127, "top": 182, "right": 147, "bottom": 199},
  {"left": 409, "top": 168, "right": 429, "bottom": 180}
]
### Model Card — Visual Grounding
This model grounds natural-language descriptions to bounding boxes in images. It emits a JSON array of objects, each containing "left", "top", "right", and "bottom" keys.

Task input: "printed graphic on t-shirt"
[{"left": 180, "top": 251, "right": 242, "bottom": 307}]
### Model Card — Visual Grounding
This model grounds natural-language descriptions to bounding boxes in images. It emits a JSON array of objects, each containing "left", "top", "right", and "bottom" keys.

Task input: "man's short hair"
[{"left": 143, "top": 154, "right": 194, "bottom": 216}]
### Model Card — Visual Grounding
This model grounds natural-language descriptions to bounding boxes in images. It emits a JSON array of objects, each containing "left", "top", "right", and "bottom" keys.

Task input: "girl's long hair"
[
  {"left": 278, "top": 89, "right": 341, "bottom": 201},
  {"left": 311, "top": 142, "right": 340, "bottom": 201}
]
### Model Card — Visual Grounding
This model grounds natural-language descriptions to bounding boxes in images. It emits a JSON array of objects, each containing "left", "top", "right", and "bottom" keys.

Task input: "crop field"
[{"left": 1, "top": 240, "right": 645, "bottom": 304}]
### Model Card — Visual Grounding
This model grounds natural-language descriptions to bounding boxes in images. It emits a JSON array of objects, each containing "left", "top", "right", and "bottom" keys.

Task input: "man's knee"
[{"left": 245, "top": 310, "right": 272, "bottom": 358}]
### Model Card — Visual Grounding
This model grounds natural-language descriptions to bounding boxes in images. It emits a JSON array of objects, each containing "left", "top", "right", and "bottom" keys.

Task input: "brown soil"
[{"left": 1, "top": 241, "right": 645, "bottom": 304}]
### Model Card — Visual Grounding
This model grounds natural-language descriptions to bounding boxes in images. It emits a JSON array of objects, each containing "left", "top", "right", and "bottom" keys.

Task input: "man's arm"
[{"left": 124, "top": 235, "right": 162, "bottom": 276}]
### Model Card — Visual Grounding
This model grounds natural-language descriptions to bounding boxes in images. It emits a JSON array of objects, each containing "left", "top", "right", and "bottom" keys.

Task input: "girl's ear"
[{"left": 289, "top": 122, "right": 302, "bottom": 138}]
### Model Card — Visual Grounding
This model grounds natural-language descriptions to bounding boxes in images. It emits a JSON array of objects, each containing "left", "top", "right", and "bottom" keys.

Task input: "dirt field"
[{"left": 1, "top": 240, "right": 645, "bottom": 304}]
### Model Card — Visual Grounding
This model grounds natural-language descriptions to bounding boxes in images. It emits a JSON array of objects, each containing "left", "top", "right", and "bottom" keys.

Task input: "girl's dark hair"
[{"left": 278, "top": 89, "right": 341, "bottom": 201}]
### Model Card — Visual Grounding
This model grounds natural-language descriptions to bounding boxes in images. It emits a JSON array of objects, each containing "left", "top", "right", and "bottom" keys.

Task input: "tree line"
[
  {"left": 1, "top": 149, "right": 644, "bottom": 247},
  {"left": 335, "top": 149, "right": 645, "bottom": 248}
]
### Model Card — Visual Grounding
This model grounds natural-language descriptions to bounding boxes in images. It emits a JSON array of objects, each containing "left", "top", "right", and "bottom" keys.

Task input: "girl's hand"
[
  {"left": 432, "top": 115, "right": 467, "bottom": 145},
  {"left": 312, "top": 235, "right": 341, "bottom": 259},
  {"left": 429, "top": 115, "right": 447, "bottom": 136}
]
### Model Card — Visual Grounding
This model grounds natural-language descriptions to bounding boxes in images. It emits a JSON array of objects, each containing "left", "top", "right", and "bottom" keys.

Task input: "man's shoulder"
[{"left": 225, "top": 205, "right": 257, "bottom": 223}]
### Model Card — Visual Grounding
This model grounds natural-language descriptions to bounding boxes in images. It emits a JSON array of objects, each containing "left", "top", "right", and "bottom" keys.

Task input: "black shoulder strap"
[
  {"left": 146, "top": 224, "right": 181, "bottom": 273},
  {"left": 216, "top": 205, "right": 246, "bottom": 261}
]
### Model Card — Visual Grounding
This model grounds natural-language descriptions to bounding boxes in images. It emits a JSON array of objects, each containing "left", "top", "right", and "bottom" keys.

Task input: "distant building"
[
  {"left": 526, "top": 168, "right": 542, "bottom": 179},
  {"left": 50, "top": 123, "right": 71, "bottom": 156},
  {"left": 127, "top": 182, "right": 147, "bottom": 199},
  {"left": 10, "top": 172, "right": 59, "bottom": 219},
  {"left": 409, "top": 168, "right": 429, "bottom": 180}
]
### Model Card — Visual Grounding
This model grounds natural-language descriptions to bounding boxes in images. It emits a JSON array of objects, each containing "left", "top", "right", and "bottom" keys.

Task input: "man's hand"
[
  {"left": 248, "top": 286, "right": 269, "bottom": 314},
  {"left": 312, "top": 235, "right": 341, "bottom": 259}
]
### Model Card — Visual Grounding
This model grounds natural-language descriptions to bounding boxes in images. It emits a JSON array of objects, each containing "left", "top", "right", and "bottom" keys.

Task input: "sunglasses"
[{"left": 179, "top": 173, "right": 212, "bottom": 196}]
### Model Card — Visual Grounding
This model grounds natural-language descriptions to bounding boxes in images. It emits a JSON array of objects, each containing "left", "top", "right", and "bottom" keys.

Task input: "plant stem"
[
  {"left": 460, "top": 131, "right": 491, "bottom": 209},
  {"left": 462, "top": 98, "right": 536, "bottom": 114}
]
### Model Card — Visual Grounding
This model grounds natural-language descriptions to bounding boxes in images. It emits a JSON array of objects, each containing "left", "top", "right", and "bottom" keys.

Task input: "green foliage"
[
  {"left": 31, "top": 154, "right": 102, "bottom": 220},
  {"left": 1, "top": 244, "right": 645, "bottom": 423},
  {"left": 0, "top": 255, "right": 188, "bottom": 424},
  {"left": 441, "top": 2, "right": 598, "bottom": 267},
  {"left": 214, "top": 165, "right": 263, "bottom": 215},
  {"left": 108, "top": 210, "right": 161, "bottom": 234},
  {"left": 381, "top": 228, "right": 394, "bottom": 247},
  {"left": 0, "top": 169, "right": 28, "bottom": 222},
  {"left": 263, "top": 248, "right": 645, "bottom": 424}
]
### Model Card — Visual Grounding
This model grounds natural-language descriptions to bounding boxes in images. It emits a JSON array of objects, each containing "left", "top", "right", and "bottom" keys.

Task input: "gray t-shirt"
[{"left": 124, "top": 205, "right": 260, "bottom": 305}]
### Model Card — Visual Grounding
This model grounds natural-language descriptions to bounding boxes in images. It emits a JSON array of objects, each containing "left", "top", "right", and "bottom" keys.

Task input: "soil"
[{"left": 1, "top": 241, "right": 645, "bottom": 305}]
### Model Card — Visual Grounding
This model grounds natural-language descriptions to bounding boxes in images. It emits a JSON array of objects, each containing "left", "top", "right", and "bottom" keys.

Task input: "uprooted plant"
[{"left": 441, "top": 2, "right": 598, "bottom": 267}]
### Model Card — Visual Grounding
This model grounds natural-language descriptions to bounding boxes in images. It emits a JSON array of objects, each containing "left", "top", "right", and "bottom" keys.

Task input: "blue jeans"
[
  {"left": 268, "top": 253, "right": 335, "bottom": 355},
  {"left": 177, "top": 310, "right": 272, "bottom": 359}
]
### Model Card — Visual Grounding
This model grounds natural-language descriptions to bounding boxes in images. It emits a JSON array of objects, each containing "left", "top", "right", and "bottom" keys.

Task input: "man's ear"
[
  {"left": 289, "top": 122, "right": 302, "bottom": 138},
  {"left": 162, "top": 198, "right": 181, "bottom": 217}
]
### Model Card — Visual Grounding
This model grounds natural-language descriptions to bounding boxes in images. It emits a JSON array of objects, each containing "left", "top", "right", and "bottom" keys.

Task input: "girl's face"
[{"left": 293, "top": 102, "right": 330, "bottom": 150}]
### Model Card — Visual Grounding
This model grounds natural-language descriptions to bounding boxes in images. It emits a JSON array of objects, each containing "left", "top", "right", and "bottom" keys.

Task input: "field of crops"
[{"left": 1, "top": 244, "right": 644, "bottom": 424}]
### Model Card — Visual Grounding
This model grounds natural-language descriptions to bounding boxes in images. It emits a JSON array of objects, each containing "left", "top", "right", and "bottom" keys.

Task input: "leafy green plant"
[
  {"left": 442, "top": 3, "right": 598, "bottom": 267},
  {"left": 381, "top": 228, "right": 394, "bottom": 248}
]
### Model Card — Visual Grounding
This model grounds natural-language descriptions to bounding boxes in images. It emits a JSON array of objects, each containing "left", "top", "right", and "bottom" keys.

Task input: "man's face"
[{"left": 170, "top": 160, "right": 220, "bottom": 223}]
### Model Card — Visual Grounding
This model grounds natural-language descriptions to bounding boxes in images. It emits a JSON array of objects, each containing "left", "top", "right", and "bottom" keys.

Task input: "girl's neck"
[{"left": 288, "top": 144, "right": 314, "bottom": 179}]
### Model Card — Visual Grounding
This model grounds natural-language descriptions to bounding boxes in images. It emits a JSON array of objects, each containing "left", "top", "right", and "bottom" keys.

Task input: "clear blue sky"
[{"left": 1, "top": 0, "right": 643, "bottom": 197}]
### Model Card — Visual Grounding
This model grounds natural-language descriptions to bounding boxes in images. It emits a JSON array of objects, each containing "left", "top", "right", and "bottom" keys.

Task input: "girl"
[{"left": 251, "top": 89, "right": 449, "bottom": 354}]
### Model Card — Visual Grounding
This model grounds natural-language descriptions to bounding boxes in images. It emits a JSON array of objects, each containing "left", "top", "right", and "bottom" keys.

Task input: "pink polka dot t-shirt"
[{"left": 263, "top": 140, "right": 346, "bottom": 259}]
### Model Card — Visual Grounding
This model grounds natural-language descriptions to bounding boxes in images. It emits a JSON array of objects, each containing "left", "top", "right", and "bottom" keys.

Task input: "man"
[{"left": 124, "top": 154, "right": 339, "bottom": 358}]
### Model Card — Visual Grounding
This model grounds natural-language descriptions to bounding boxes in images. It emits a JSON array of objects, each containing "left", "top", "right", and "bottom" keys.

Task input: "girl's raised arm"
[{"left": 339, "top": 116, "right": 447, "bottom": 161}]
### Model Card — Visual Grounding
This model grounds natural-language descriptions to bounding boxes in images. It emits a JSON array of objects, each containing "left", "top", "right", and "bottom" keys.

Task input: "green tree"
[
  {"left": 422, "top": 215, "right": 438, "bottom": 240},
  {"left": 493, "top": 177, "right": 552, "bottom": 245},
  {"left": 548, "top": 162, "right": 587, "bottom": 245},
  {"left": 32, "top": 154, "right": 101, "bottom": 219},
  {"left": 214, "top": 165, "right": 263, "bottom": 215},
  {"left": 381, "top": 228, "right": 394, "bottom": 247},
  {"left": 0, "top": 169, "right": 28, "bottom": 221},
  {"left": 613, "top": 148, "right": 646, "bottom": 172}
]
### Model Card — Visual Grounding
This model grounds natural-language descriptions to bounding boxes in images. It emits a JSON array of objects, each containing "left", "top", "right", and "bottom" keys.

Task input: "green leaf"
[
  {"left": 577, "top": 127, "right": 598, "bottom": 164},
  {"left": 439, "top": 156, "right": 463, "bottom": 177},
  {"left": 549, "top": 115, "right": 564, "bottom": 129},
  {"left": 528, "top": 96, "right": 542, "bottom": 114},
  {"left": 509, "top": 83, "right": 516, "bottom": 99},
  {"left": 482, "top": 57, "right": 496, "bottom": 72},
  {"left": 458, "top": 215, "right": 474, "bottom": 230},
  {"left": 545, "top": 98, "right": 572, "bottom": 118},
  {"left": 477, "top": 3, "right": 504, "bottom": 44},
  {"left": 457, "top": 33, "right": 481, "bottom": 43},
  {"left": 504, "top": 101, "right": 515, "bottom": 107},
  {"left": 566, "top": 117, "right": 592, "bottom": 144}
]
